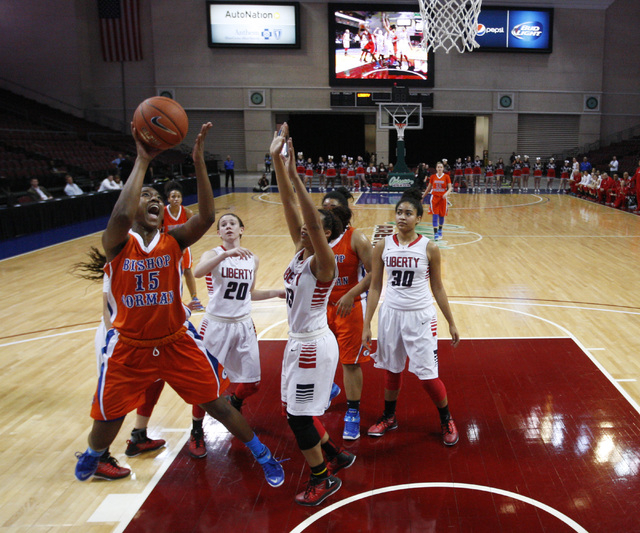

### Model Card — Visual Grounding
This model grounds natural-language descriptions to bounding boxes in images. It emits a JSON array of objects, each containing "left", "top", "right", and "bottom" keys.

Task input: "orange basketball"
[{"left": 133, "top": 96, "right": 188, "bottom": 151}]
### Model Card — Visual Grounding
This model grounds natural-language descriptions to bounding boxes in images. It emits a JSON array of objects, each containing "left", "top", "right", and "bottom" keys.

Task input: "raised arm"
[
  {"left": 193, "top": 246, "right": 253, "bottom": 278},
  {"left": 427, "top": 241, "right": 460, "bottom": 347},
  {"left": 270, "top": 124, "right": 303, "bottom": 248},
  {"left": 170, "top": 123, "right": 216, "bottom": 249},
  {"left": 102, "top": 125, "right": 162, "bottom": 261},
  {"left": 362, "top": 239, "right": 385, "bottom": 350}
]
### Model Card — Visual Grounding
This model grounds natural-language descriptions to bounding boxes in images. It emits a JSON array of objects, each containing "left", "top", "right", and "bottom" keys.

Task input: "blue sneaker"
[
  {"left": 343, "top": 409, "right": 361, "bottom": 440},
  {"left": 256, "top": 448, "right": 285, "bottom": 488},
  {"left": 75, "top": 450, "right": 101, "bottom": 481},
  {"left": 326, "top": 383, "right": 341, "bottom": 410}
]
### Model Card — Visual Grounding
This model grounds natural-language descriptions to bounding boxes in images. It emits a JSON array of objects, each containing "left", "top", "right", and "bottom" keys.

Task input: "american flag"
[{"left": 98, "top": 0, "right": 142, "bottom": 62}]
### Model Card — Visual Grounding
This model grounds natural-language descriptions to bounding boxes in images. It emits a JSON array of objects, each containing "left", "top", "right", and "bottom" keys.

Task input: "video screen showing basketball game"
[{"left": 329, "top": 3, "right": 434, "bottom": 88}]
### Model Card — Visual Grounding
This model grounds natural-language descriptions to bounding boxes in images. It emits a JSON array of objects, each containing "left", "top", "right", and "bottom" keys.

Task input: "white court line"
[
  {"left": 289, "top": 482, "right": 588, "bottom": 533},
  {"left": 0, "top": 327, "right": 97, "bottom": 347},
  {"left": 617, "top": 379, "right": 637, "bottom": 382}
]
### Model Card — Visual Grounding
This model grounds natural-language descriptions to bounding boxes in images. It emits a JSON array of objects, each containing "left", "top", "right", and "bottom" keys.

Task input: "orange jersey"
[
  {"left": 163, "top": 205, "right": 188, "bottom": 232},
  {"left": 329, "top": 226, "right": 365, "bottom": 304},
  {"left": 104, "top": 232, "right": 186, "bottom": 340},
  {"left": 429, "top": 173, "right": 451, "bottom": 196}
]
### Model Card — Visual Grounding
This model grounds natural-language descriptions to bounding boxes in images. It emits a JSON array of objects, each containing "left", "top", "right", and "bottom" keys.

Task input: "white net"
[{"left": 419, "top": 0, "right": 483, "bottom": 54}]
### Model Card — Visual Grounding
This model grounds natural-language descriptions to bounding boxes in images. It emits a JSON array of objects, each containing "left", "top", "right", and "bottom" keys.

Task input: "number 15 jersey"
[
  {"left": 381, "top": 234, "right": 433, "bottom": 311},
  {"left": 204, "top": 246, "right": 255, "bottom": 318}
]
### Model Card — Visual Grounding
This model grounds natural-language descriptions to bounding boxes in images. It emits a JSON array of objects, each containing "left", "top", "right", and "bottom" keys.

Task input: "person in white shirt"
[
  {"left": 609, "top": 156, "right": 619, "bottom": 175},
  {"left": 64, "top": 174, "right": 84, "bottom": 196},
  {"left": 98, "top": 174, "right": 123, "bottom": 192}
]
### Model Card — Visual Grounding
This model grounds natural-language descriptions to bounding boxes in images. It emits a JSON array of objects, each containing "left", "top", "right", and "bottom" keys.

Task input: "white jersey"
[
  {"left": 204, "top": 246, "right": 255, "bottom": 319},
  {"left": 381, "top": 234, "right": 433, "bottom": 311},
  {"left": 283, "top": 250, "right": 335, "bottom": 334}
]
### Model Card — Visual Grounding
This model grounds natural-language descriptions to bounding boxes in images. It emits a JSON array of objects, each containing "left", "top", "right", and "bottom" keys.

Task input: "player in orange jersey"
[
  {"left": 163, "top": 180, "right": 204, "bottom": 311},
  {"left": 322, "top": 188, "right": 373, "bottom": 441},
  {"left": 74, "top": 122, "right": 284, "bottom": 489},
  {"left": 422, "top": 161, "right": 453, "bottom": 241}
]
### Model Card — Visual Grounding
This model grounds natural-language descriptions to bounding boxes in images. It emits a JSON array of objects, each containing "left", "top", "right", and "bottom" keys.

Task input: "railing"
[{"left": 553, "top": 122, "right": 640, "bottom": 162}]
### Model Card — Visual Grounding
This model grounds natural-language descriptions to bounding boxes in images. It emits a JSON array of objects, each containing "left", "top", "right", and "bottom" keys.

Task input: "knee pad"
[{"left": 287, "top": 414, "right": 321, "bottom": 450}]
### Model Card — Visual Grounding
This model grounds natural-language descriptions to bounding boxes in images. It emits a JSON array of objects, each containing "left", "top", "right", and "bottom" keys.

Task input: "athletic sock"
[
  {"left": 87, "top": 446, "right": 106, "bottom": 459},
  {"left": 130, "top": 428, "right": 147, "bottom": 443},
  {"left": 311, "top": 462, "right": 329, "bottom": 480},
  {"left": 192, "top": 418, "right": 203, "bottom": 432},
  {"left": 321, "top": 437, "right": 341, "bottom": 461},
  {"left": 437, "top": 405, "right": 451, "bottom": 424},
  {"left": 346, "top": 400, "right": 360, "bottom": 411},
  {"left": 244, "top": 433, "right": 268, "bottom": 462},
  {"left": 384, "top": 400, "right": 397, "bottom": 418}
]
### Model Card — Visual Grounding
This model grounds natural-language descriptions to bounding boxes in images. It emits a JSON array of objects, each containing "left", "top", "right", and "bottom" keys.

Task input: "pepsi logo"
[
  {"left": 511, "top": 21, "right": 543, "bottom": 41},
  {"left": 477, "top": 24, "right": 485, "bottom": 36}
]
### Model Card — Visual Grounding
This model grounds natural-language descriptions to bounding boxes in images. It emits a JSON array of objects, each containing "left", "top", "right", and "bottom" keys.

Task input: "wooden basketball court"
[{"left": 1, "top": 189, "right": 639, "bottom": 532}]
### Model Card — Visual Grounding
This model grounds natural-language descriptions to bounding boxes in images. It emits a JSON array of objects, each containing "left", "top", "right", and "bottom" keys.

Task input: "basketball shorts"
[
  {"left": 373, "top": 303, "right": 439, "bottom": 380},
  {"left": 182, "top": 246, "right": 193, "bottom": 270},
  {"left": 94, "top": 319, "right": 108, "bottom": 377},
  {"left": 281, "top": 326, "right": 339, "bottom": 416},
  {"left": 91, "top": 321, "right": 229, "bottom": 421},
  {"left": 429, "top": 194, "right": 448, "bottom": 217},
  {"left": 199, "top": 313, "right": 260, "bottom": 383},
  {"left": 327, "top": 299, "right": 371, "bottom": 365}
]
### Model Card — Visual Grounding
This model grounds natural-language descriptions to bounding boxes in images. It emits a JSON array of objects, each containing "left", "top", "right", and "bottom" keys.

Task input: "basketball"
[{"left": 132, "top": 96, "right": 188, "bottom": 151}]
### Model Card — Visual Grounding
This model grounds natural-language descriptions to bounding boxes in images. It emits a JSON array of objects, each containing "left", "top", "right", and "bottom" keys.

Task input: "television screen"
[
  {"left": 476, "top": 7, "right": 553, "bottom": 52},
  {"left": 207, "top": 1, "right": 300, "bottom": 48},
  {"left": 329, "top": 3, "right": 434, "bottom": 88}
]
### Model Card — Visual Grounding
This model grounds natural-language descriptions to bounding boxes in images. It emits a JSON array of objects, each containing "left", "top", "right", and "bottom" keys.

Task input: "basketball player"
[
  {"left": 321, "top": 189, "right": 373, "bottom": 441},
  {"left": 362, "top": 188, "right": 460, "bottom": 446},
  {"left": 187, "top": 213, "right": 285, "bottom": 458},
  {"left": 74, "top": 123, "right": 285, "bottom": 489},
  {"left": 422, "top": 162, "right": 452, "bottom": 241},
  {"left": 163, "top": 181, "right": 204, "bottom": 311},
  {"left": 270, "top": 124, "right": 355, "bottom": 506},
  {"left": 342, "top": 29, "right": 351, "bottom": 56}
]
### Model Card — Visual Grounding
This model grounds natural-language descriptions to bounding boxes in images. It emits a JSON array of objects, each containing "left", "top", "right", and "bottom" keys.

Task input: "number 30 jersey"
[
  {"left": 204, "top": 246, "right": 255, "bottom": 318},
  {"left": 381, "top": 234, "right": 433, "bottom": 311}
]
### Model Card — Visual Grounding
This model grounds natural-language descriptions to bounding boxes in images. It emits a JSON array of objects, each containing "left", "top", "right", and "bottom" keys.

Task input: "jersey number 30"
[
  {"left": 223, "top": 282, "right": 249, "bottom": 300},
  {"left": 390, "top": 270, "right": 414, "bottom": 287}
]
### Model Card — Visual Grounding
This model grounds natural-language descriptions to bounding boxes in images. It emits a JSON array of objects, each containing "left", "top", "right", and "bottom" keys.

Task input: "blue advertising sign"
[{"left": 476, "top": 7, "right": 553, "bottom": 52}]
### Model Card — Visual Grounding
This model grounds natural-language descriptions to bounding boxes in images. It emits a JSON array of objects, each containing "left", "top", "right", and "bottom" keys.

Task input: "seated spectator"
[
  {"left": 27, "top": 178, "right": 53, "bottom": 201},
  {"left": 597, "top": 172, "right": 614, "bottom": 204},
  {"left": 64, "top": 174, "right": 84, "bottom": 196},
  {"left": 98, "top": 174, "right": 123, "bottom": 192},
  {"left": 253, "top": 173, "right": 270, "bottom": 192}
]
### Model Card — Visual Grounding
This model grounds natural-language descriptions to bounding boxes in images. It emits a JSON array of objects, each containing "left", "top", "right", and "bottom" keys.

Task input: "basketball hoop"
[
  {"left": 395, "top": 123, "right": 407, "bottom": 141},
  {"left": 419, "top": 0, "right": 483, "bottom": 54}
]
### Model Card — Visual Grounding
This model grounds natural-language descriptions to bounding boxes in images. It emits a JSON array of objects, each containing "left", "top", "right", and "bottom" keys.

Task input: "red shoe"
[
  {"left": 94, "top": 453, "right": 131, "bottom": 480},
  {"left": 327, "top": 450, "right": 356, "bottom": 475},
  {"left": 125, "top": 436, "right": 166, "bottom": 457},
  {"left": 295, "top": 475, "right": 342, "bottom": 506},
  {"left": 188, "top": 428, "right": 207, "bottom": 458},
  {"left": 441, "top": 419, "right": 459, "bottom": 446},
  {"left": 367, "top": 414, "right": 398, "bottom": 437}
]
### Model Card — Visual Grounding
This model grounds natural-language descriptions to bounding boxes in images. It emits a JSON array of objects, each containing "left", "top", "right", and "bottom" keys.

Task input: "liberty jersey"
[
  {"left": 283, "top": 250, "right": 336, "bottom": 334},
  {"left": 104, "top": 231, "right": 185, "bottom": 340},
  {"left": 204, "top": 246, "right": 255, "bottom": 318},
  {"left": 381, "top": 234, "right": 433, "bottom": 310}
]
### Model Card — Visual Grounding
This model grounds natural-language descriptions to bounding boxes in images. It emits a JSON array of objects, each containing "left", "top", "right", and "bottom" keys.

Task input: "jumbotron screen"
[{"left": 328, "top": 3, "right": 435, "bottom": 88}]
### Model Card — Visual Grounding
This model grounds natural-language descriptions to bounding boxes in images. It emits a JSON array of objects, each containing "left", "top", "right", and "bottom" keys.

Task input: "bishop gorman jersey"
[
  {"left": 381, "top": 234, "right": 433, "bottom": 311},
  {"left": 429, "top": 173, "right": 451, "bottom": 196},
  {"left": 204, "top": 245, "right": 255, "bottom": 318},
  {"left": 104, "top": 231, "right": 186, "bottom": 339},
  {"left": 329, "top": 226, "right": 365, "bottom": 305},
  {"left": 163, "top": 205, "right": 187, "bottom": 232},
  {"left": 283, "top": 250, "right": 336, "bottom": 334}
]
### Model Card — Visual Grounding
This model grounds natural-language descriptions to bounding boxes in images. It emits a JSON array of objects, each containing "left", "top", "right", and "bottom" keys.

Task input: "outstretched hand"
[
  {"left": 131, "top": 124, "right": 163, "bottom": 162},
  {"left": 192, "top": 122, "right": 213, "bottom": 163},
  {"left": 270, "top": 122, "right": 289, "bottom": 161},
  {"left": 225, "top": 247, "right": 253, "bottom": 260}
]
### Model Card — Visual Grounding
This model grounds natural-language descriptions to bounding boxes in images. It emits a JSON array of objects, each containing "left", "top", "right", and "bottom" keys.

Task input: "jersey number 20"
[{"left": 223, "top": 282, "right": 249, "bottom": 300}]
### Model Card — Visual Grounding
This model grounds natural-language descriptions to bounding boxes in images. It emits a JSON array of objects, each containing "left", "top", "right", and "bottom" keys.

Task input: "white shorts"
[
  {"left": 281, "top": 327, "right": 339, "bottom": 416},
  {"left": 373, "top": 303, "right": 439, "bottom": 380},
  {"left": 199, "top": 313, "right": 260, "bottom": 383}
]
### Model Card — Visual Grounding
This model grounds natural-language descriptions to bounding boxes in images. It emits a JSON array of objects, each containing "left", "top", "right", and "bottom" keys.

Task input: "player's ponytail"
[
  {"left": 396, "top": 187, "right": 424, "bottom": 217},
  {"left": 71, "top": 246, "right": 106, "bottom": 281},
  {"left": 318, "top": 208, "right": 343, "bottom": 241}
]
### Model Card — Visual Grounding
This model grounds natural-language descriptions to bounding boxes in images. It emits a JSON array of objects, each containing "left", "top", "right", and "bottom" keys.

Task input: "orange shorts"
[
  {"left": 183, "top": 247, "right": 193, "bottom": 270},
  {"left": 327, "top": 299, "right": 371, "bottom": 365},
  {"left": 429, "top": 194, "right": 448, "bottom": 217},
  {"left": 91, "top": 322, "right": 229, "bottom": 420}
]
